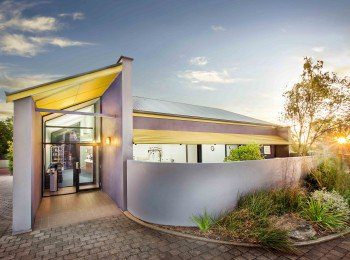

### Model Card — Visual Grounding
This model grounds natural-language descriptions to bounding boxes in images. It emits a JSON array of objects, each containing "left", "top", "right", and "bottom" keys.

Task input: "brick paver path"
[
  {"left": 0, "top": 168, "right": 12, "bottom": 237},
  {"left": 1, "top": 168, "right": 349, "bottom": 259}
]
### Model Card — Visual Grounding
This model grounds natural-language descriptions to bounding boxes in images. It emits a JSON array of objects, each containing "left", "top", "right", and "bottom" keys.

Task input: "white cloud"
[
  {"left": 178, "top": 70, "right": 250, "bottom": 84},
  {"left": 30, "top": 36, "right": 91, "bottom": 48},
  {"left": 59, "top": 12, "right": 85, "bottom": 20},
  {"left": 312, "top": 46, "right": 325, "bottom": 53},
  {"left": 0, "top": 34, "right": 92, "bottom": 57},
  {"left": 211, "top": 25, "right": 226, "bottom": 32},
  {"left": 189, "top": 56, "right": 208, "bottom": 66},
  {"left": 0, "top": 73, "right": 61, "bottom": 90},
  {"left": 2, "top": 16, "right": 58, "bottom": 32},
  {"left": 0, "top": 34, "right": 42, "bottom": 57},
  {"left": 0, "top": 1, "right": 91, "bottom": 57}
]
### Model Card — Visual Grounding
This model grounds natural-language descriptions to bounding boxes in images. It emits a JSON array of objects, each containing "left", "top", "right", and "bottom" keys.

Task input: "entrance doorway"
[
  {"left": 42, "top": 104, "right": 102, "bottom": 197},
  {"left": 43, "top": 143, "right": 100, "bottom": 196},
  {"left": 75, "top": 144, "right": 100, "bottom": 191}
]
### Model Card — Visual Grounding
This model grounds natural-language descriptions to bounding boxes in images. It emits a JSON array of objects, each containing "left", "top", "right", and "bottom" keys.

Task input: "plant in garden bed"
[
  {"left": 191, "top": 209, "right": 216, "bottom": 232},
  {"left": 190, "top": 185, "right": 349, "bottom": 252},
  {"left": 269, "top": 187, "right": 307, "bottom": 215},
  {"left": 304, "top": 157, "right": 350, "bottom": 205},
  {"left": 301, "top": 189, "right": 349, "bottom": 230}
]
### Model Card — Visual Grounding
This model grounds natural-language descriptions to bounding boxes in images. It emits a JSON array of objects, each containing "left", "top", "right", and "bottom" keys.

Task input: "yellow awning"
[
  {"left": 133, "top": 129, "right": 289, "bottom": 145},
  {"left": 6, "top": 64, "right": 122, "bottom": 113}
]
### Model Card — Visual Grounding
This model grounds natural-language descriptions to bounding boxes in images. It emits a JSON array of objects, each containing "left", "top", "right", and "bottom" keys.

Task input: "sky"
[{"left": 0, "top": 0, "right": 349, "bottom": 123}]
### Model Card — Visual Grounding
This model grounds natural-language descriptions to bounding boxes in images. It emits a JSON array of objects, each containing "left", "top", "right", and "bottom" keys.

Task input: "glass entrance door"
[{"left": 75, "top": 144, "right": 100, "bottom": 191}]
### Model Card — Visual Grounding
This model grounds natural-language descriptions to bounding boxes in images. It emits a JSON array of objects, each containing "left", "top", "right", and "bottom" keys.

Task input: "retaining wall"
[{"left": 127, "top": 157, "right": 314, "bottom": 226}]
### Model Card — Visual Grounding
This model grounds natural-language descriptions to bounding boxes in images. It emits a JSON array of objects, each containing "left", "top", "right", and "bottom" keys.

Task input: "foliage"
[
  {"left": 270, "top": 187, "right": 307, "bottom": 215},
  {"left": 301, "top": 196, "right": 348, "bottom": 230},
  {"left": 6, "top": 141, "right": 13, "bottom": 174},
  {"left": 257, "top": 226, "right": 294, "bottom": 252},
  {"left": 282, "top": 57, "right": 350, "bottom": 155},
  {"left": 311, "top": 189, "right": 350, "bottom": 221},
  {"left": 216, "top": 202, "right": 295, "bottom": 252},
  {"left": 238, "top": 190, "right": 275, "bottom": 217},
  {"left": 191, "top": 209, "right": 216, "bottom": 232},
  {"left": 0, "top": 118, "right": 13, "bottom": 159},
  {"left": 238, "top": 187, "right": 306, "bottom": 217},
  {"left": 304, "top": 157, "right": 350, "bottom": 204},
  {"left": 224, "top": 143, "right": 264, "bottom": 162}
]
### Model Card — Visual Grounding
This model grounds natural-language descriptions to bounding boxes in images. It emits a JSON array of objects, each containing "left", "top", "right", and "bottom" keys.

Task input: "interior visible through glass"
[{"left": 43, "top": 105, "right": 100, "bottom": 196}]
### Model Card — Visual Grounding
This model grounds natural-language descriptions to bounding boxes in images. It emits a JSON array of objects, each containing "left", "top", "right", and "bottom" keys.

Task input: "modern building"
[
  {"left": 132, "top": 96, "right": 289, "bottom": 163},
  {"left": 6, "top": 56, "right": 289, "bottom": 233}
]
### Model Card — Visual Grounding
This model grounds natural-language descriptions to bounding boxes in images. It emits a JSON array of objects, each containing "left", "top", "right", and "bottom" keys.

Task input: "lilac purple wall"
[
  {"left": 101, "top": 74, "right": 122, "bottom": 206},
  {"left": 101, "top": 58, "right": 133, "bottom": 210},
  {"left": 127, "top": 157, "right": 314, "bottom": 226},
  {"left": 134, "top": 116, "right": 283, "bottom": 136}
]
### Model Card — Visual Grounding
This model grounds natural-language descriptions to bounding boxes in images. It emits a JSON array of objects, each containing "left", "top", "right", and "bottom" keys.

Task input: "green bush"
[
  {"left": 257, "top": 227, "right": 294, "bottom": 252},
  {"left": 238, "top": 190, "right": 275, "bottom": 218},
  {"left": 215, "top": 207, "right": 294, "bottom": 252},
  {"left": 238, "top": 187, "right": 306, "bottom": 217},
  {"left": 301, "top": 192, "right": 348, "bottom": 231},
  {"left": 311, "top": 189, "right": 349, "bottom": 221},
  {"left": 270, "top": 187, "right": 307, "bottom": 215},
  {"left": 6, "top": 141, "right": 13, "bottom": 174},
  {"left": 224, "top": 143, "right": 264, "bottom": 162},
  {"left": 191, "top": 209, "right": 215, "bottom": 232},
  {"left": 304, "top": 157, "right": 350, "bottom": 205}
]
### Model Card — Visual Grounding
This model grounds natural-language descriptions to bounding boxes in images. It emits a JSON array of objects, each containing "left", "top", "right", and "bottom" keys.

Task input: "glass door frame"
[
  {"left": 42, "top": 142, "right": 100, "bottom": 196},
  {"left": 75, "top": 143, "right": 100, "bottom": 192}
]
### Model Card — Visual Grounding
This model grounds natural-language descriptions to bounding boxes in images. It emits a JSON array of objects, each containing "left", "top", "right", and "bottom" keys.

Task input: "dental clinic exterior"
[{"left": 7, "top": 56, "right": 291, "bottom": 234}]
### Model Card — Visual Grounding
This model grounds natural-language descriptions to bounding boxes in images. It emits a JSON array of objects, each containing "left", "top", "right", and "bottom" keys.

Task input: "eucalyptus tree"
[{"left": 283, "top": 57, "right": 350, "bottom": 155}]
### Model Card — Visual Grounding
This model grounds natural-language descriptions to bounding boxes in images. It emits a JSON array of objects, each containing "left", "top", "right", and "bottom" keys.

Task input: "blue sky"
[{"left": 0, "top": 0, "right": 349, "bottom": 122}]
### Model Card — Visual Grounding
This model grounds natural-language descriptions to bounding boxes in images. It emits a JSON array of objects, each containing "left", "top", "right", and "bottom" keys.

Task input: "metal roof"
[{"left": 133, "top": 96, "right": 276, "bottom": 126}]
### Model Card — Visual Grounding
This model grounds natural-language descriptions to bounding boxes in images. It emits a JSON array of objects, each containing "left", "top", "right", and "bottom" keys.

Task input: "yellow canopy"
[
  {"left": 6, "top": 64, "right": 122, "bottom": 113},
  {"left": 134, "top": 129, "right": 289, "bottom": 145}
]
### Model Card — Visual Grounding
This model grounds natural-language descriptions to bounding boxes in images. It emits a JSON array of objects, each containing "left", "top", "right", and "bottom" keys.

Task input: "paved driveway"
[{"left": 0, "top": 169, "right": 349, "bottom": 259}]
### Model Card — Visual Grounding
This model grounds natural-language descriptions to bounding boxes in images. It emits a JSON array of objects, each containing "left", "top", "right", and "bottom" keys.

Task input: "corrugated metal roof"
[{"left": 133, "top": 96, "right": 276, "bottom": 126}]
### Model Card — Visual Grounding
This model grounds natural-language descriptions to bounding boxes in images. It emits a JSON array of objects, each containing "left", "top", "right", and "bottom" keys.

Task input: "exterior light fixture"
[{"left": 105, "top": 137, "right": 111, "bottom": 145}]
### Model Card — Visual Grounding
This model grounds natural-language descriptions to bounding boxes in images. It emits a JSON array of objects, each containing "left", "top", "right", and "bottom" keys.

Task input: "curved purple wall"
[{"left": 127, "top": 157, "right": 314, "bottom": 226}]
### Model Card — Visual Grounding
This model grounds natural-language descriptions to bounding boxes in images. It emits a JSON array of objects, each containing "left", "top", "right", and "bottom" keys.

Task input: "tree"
[
  {"left": 283, "top": 58, "right": 350, "bottom": 155},
  {"left": 0, "top": 117, "right": 13, "bottom": 159},
  {"left": 7, "top": 141, "right": 13, "bottom": 174}
]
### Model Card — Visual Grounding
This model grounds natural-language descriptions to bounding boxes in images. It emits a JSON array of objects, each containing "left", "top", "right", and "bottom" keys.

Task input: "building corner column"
[{"left": 120, "top": 56, "right": 133, "bottom": 210}]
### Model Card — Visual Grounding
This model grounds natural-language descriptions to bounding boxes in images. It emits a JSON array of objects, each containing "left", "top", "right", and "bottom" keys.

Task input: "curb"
[{"left": 123, "top": 211, "right": 350, "bottom": 248}]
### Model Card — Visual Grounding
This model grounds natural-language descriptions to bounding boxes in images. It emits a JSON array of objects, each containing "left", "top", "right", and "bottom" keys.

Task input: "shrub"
[
  {"left": 311, "top": 189, "right": 350, "bottom": 221},
  {"left": 304, "top": 157, "right": 350, "bottom": 200},
  {"left": 216, "top": 209, "right": 294, "bottom": 252},
  {"left": 270, "top": 187, "right": 307, "bottom": 215},
  {"left": 224, "top": 143, "right": 264, "bottom": 162},
  {"left": 238, "top": 190, "right": 275, "bottom": 218},
  {"left": 257, "top": 227, "right": 294, "bottom": 252},
  {"left": 215, "top": 209, "right": 263, "bottom": 240},
  {"left": 6, "top": 141, "right": 13, "bottom": 174},
  {"left": 301, "top": 197, "right": 347, "bottom": 230},
  {"left": 191, "top": 209, "right": 215, "bottom": 232}
]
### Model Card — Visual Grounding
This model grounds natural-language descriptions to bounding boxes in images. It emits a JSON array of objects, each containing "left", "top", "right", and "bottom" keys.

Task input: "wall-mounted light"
[{"left": 105, "top": 137, "right": 111, "bottom": 145}]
